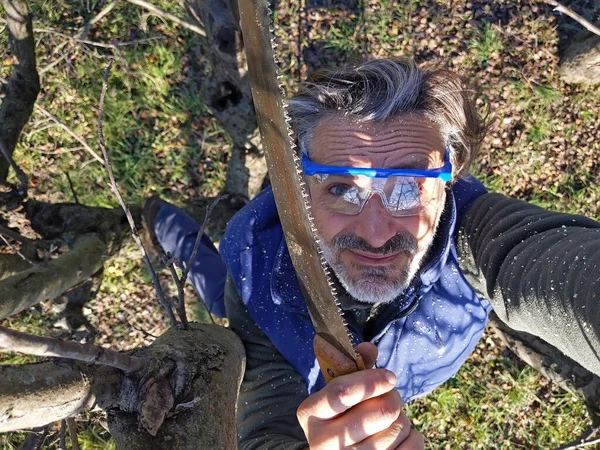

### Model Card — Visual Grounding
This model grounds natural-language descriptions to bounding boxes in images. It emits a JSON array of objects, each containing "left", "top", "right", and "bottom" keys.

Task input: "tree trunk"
[
  {"left": 559, "top": 33, "right": 600, "bottom": 85},
  {"left": 107, "top": 324, "right": 245, "bottom": 450},
  {"left": 182, "top": 0, "right": 267, "bottom": 200},
  {"left": 0, "top": 0, "right": 40, "bottom": 183},
  {"left": 0, "top": 324, "right": 245, "bottom": 449}
]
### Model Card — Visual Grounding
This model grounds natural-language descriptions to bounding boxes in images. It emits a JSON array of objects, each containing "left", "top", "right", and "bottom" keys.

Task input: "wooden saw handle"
[{"left": 313, "top": 334, "right": 366, "bottom": 383}]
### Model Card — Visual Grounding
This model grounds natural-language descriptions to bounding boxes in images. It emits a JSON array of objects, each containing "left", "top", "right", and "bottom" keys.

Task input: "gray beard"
[{"left": 317, "top": 219, "right": 441, "bottom": 305}]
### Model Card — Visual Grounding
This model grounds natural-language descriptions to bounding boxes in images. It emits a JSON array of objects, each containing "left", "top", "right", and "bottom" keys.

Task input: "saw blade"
[{"left": 238, "top": 0, "right": 359, "bottom": 365}]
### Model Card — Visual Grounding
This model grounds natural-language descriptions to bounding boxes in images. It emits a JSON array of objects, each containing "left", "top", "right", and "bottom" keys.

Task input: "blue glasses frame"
[{"left": 301, "top": 149, "right": 453, "bottom": 182}]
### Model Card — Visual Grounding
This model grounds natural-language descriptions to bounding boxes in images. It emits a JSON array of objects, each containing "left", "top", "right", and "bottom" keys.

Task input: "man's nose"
[{"left": 353, "top": 193, "right": 399, "bottom": 249}]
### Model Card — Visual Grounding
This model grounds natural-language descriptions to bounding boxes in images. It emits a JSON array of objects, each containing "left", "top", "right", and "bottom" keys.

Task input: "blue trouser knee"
[{"left": 154, "top": 203, "right": 227, "bottom": 318}]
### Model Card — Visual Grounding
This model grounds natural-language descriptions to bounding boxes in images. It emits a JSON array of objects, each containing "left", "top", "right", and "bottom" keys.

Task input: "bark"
[
  {"left": 25, "top": 200, "right": 128, "bottom": 241},
  {"left": 108, "top": 324, "right": 245, "bottom": 450},
  {"left": 0, "top": 360, "right": 121, "bottom": 432},
  {"left": 182, "top": 0, "right": 267, "bottom": 199},
  {"left": 0, "top": 253, "right": 32, "bottom": 280},
  {"left": 0, "top": 233, "right": 107, "bottom": 319},
  {"left": 559, "top": 33, "right": 600, "bottom": 85},
  {"left": 0, "top": 325, "right": 145, "bottom": 373},
  {"left": 489, "top": 311, "right": 600, "bottom": 418},
  {"left": 0, "top": 0, "right": 40, "bottom": 183},
  {"left": 0, "top": 324, "right": 245, "bottom": 448}
]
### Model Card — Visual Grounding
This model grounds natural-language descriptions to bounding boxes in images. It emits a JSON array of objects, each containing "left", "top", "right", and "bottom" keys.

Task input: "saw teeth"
[{"left": 245, "top": 0, "right": 349, "bottom": 348}]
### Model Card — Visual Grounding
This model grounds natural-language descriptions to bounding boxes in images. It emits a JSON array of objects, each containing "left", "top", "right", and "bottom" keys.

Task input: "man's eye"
[{"left": 327, "top": 184, "right": 352, "bottom": 196}]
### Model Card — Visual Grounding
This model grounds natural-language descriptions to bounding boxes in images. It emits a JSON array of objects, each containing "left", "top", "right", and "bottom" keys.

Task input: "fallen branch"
[
  {"left": 0, "top": 325, "right": 144, "bottom": 373},
  {"left": 0, "top": 254, "right": 33, "bottom": 281},
  {"left": 35, "top": 27, "right": 159, "bottom": 49},
  {"left": 34, "top": 104, "right": 104, "bottom": 164},
  {"left": 39, "top": 0, "right": 121, "bottom": 64},
  {"left": 542, "top": 0, "right": 600, "bottom": 38},
  {"left": 97, "top": 62, "right": 178, "bottom": 328},
  {"left": 125, "top": 0, "right": 206, "bottom": 37},
  {"left": 0, "top": 233, "right": 106, "bottom": 319}
]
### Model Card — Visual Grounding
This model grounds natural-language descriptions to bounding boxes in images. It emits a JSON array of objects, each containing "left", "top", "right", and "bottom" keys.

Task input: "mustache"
[{"left": 331, "top": 232, "right": 417, "bottom": 256}]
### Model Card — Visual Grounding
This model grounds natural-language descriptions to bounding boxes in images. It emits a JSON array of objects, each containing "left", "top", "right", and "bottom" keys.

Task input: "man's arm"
[
  {"left": 223, "top": 275, "right": 309, "bottom": 450},
  {"left": 456, "top": 192, "right": 600, "bottom": 376}
]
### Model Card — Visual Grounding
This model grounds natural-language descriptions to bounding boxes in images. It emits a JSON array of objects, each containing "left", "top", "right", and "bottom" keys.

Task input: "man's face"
[{"left": 308, "top": 114, "right": 447, "bottom": 304}]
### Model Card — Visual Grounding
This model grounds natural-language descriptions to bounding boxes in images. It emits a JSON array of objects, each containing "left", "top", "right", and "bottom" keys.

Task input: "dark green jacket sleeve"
[
  {"left": 223, "top": 275, "right": 309, "bottom": 450},
  {"left": 456, "top": 192, "right": 600, "bottom": 376}
]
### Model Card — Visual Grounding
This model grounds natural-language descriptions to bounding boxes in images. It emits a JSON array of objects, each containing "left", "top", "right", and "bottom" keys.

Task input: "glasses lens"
[{"left": 307, "top": 174, "right": 445, "bottom": 217}]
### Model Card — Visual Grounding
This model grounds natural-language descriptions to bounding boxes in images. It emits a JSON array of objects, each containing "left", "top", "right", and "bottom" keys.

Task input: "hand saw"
[{"left": 238, "top": 0, "right": 365, "bottom": 382}]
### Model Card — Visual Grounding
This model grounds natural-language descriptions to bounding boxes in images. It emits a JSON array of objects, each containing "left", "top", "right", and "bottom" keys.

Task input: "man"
[{"left": 146, "top": 58, "right": 600, "bottom": 449}]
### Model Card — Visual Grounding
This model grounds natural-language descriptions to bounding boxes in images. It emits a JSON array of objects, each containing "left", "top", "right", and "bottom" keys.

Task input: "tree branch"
[
  {"left": 97, "top": 62, "right": 178, "bottom": 328},
  {"left": 125, "top": 0, "right": 206, "bottom": 37},
  {"left": 0, "top": 325, "right": 144, "bottom": 373},
  {"left": 0, "top": 231, "right": 34, "bottom": 265},
  {"left": 542, "top": 0, "right": 600, "bottom": 38},
  {"left": 0, "top": 233, "right": 106, "bottom": 319},
  {"left": 0, "top": 360, "right": 121, "bottom": 432},
  {"left": 0, "top": 139, "right": 28, "bottom": 191},
  {"left": 173, "top": 195, "right": 225, "bottom": 325},
  {"left": 0, "top": 0, "right": 40, "bottom": 183},
  {"left": 66, "top": 418, "right": 80, "bottom": 450}
]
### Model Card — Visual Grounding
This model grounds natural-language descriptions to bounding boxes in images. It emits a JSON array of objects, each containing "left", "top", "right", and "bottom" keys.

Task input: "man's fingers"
[
  {"left": 336, "top": 390, "right": 402, "bottom": 445},
  {"left": 351, "top": 409, "right": 416, "bottom": 450},
  {"left": 299, "top": 390, "right": 403, "bottom": 449},
  {"left": 297, "top": 369, "right": 396, "bottom": 420},
  {"left": 355, "top": 342, "right": 378, "bottom": 369}
]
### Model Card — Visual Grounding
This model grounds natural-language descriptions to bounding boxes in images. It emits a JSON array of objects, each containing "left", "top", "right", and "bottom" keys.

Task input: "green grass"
[
  {"left": 468, "top": 22, "right": 504, "bottom": 65},
  {"left": 2, "top": 0, "right": 600, "bottom": 448},
  {"left": 407, "top": 349, "right": 590, "bottom": 449},
  {"left": 1, "top": 0, "right": 229, "bottom": 208}
]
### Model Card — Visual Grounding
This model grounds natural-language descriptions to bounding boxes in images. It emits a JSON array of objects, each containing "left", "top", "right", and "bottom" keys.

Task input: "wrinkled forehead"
[{"left": 308, "top": 113, "right": 445, "bottom": 169}]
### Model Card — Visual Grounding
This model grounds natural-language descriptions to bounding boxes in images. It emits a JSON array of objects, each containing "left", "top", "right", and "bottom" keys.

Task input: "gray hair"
[{"left": 286, "top": 58, "right": 493, "bottom": 180}]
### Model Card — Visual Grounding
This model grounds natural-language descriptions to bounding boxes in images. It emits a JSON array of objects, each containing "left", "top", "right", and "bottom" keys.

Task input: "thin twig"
[
  {"left": 18, "top": 426, "right": 48, "bottom": 450},
  {"left": 0, "top": 225, "right": 33, "bottom": 245},
  {"left": 125, "top": 0, "right": 207, "bottom": 37},
  {"left": 44, "top": 0, "right": 121, "bottom": 58},
  {"left": 0, "top": 139, "right": 28, "bottom": 191},
  {"left": 97, "top": 61, "right": 178, "bottom": 328},
  {"left": 0, "top": 325, "right": 145, "bottom": 373},
  {"left": 542, "top": 0, "right": 600, "bottom": 38},
  {"left": 34, "top": 104, "right": 104, "bottom": 164},
  {"left": 172, "top": 195, "right": 225, "bottom": 327},
  {"left": 181, "top": 195, "right": 226, "bottom": 285},
  {"left": 191, "top": 282, "right": 215, "bottom": 325},
  {"left": 34, "top": 28, "right": 159, "bottom": 49},
  {"left": 66, "top": 418, "right": 80, "bottom": 450},
  {"left": 65, "top": 172, "right": 79, "bottom": 204},
  {"left": 39, "top": 51, "right": 73, "bottom": 75},
  {"left": 59, "top": 420, "right": 67, "bottom": 450},
  {"left": 86, "top": 0, "right": 121, "bottom": 29},
  {"left": 163, "top": 255, "right": 189, "bottom": 329},
  {"left": 0, "top": 232, "right": 34, "bottom": 265}
]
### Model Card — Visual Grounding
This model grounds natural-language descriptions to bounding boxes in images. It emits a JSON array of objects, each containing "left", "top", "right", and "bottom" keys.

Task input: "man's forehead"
[{"left": 309, "top": 113, "right": 445, "bottom": 167}]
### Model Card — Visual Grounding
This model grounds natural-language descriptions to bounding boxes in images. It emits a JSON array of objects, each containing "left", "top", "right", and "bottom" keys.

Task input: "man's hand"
[{"left": 297, "top": 343, "right": 424, "bottom": 449}]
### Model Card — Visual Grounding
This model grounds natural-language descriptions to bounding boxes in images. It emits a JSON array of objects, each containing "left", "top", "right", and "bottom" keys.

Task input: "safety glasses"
[{"left": 301, "top": 151, "right": 452, "bottom": 217}]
